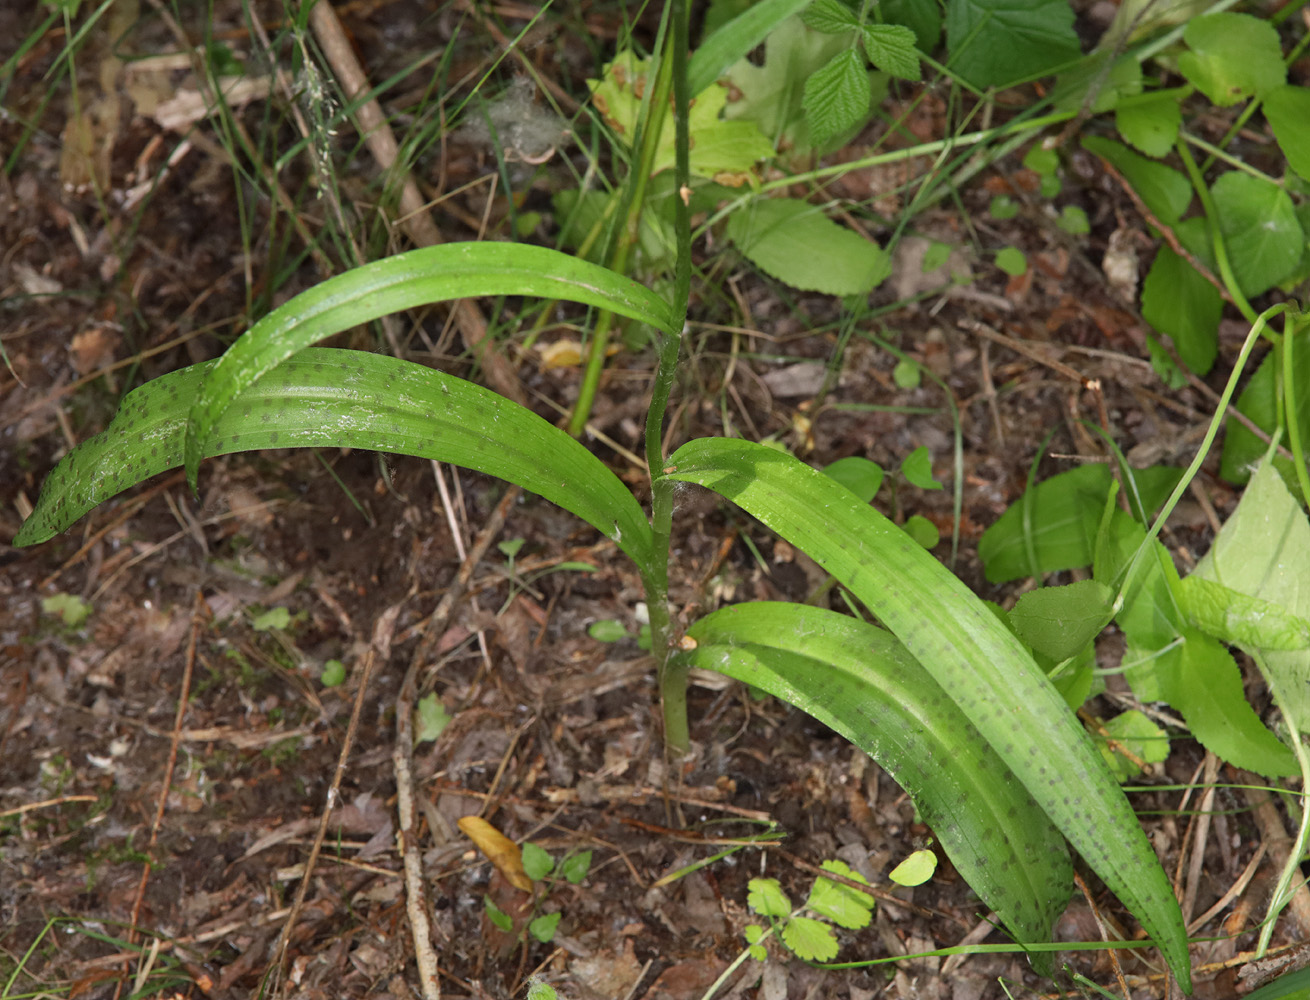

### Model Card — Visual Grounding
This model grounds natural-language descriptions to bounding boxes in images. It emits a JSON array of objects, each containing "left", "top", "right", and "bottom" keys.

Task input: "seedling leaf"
[
  {"left": 903, "top": 514, "right": 940, "bottom": 549},
  {"left": 995, "top": 247, "right": 1027, "bottom": 276},
  {"left": 484, "top": 895, "right": 513, "bottom": 932},
  {"left": 748, "top": 877, "right": 792, "bottom": 917},
  {"left": 529, "top": 912, "right": 562, "bottom": 943},
  {"left": 251, "top": 607, "right": 290, "bottom": 632},
  {"left": 823, "top": 456, "right": 884, "bottom": 503},
  {"left": 1177, "top": 12, "right": 1285, "bottom": 107},
  {"left": 890, "top": 849, "right": 939, "bottom": 886},
  {"left": 727, "top": 198, "right": 891, "bottom": 295},
  {"left": 588, "top": 619, "right": 630, "bottom": 643},
  {"left": 41, "top": 593, "right": 92, "bottom": 627},
  {"left": 900, "top": 446, "right": 942, "bottom": 490},
  {"left": 807, "top": 860, "right": 875, "bottom": 928},
  {"left": 415, "top": 693, "right": 452, "bottom": 744},
  {"left": 559, "top": 850, "right": 593, "bottom": 885},
  {"left": 521, "top": 843, "right": 555, "bottom": 882},
  {"left": 781, "top": 916, "right": 839, "bottom": 962}
]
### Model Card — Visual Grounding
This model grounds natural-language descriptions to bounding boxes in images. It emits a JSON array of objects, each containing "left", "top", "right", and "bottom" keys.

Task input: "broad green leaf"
[
  {"left": 903, "top": 513, "right": 939, "bottom": 549},
  {"left": 1080, "top": 136, "right": 1191, "bottom": 228},
  {"left": 1178, "top": 577, "right": 1310, "bottom": 652},
  {"left": 900, "top": 445, "right": 942, "bottom": 490},
  {"left": 683, "top": 602, "right": 1072, "bottom": 954},
  {"left": 890, "top": 849, "right": 939, "bottom": 886},
  {"left": 1095, "top": 509, "right": 1298, "bottom": 777},
  {"left": 1008, "top": 580, "right": 1113, "bottom": 662},
  {"left": 861, "top": 24, "right": 921, "bottom": 81},
  {"left": 782, "top": 916, "right": 839, "bottom": 962},
  {"left": 529, "top": 912, "right": 561, "bottom": 943},
  {"left": 802, "top": 49, "right": 872, "bottom": 146},
  {"left": 1211, "top": 172, "right": 1305, "bottom": 298},
  {"left": 319, "top": 659, "right": 346, "bottom": 687},
  {"left": 979, "top": 463, "right": 1183, "bottom": 584},
  {"left": 559, "top": 850, "right": 592, "bottom": 884},
  {"left": 668, "top": 440, "right": 1191, "bottom": 989},
  {"left": 251, "top": 607, "right": 291, "bottom": 632},
  {"left": 823, "top": 456, "right": 884, "bottom": 503},
  {"left": 1051, "top": 50, "right": 1142, "bottom": 114},
  {"left": 1096, "top": 710, "right": 1169, "bottom": 781},
  {"left": 881, "top": 0, "right": 943, "bottom": 52},
  {"left": 807, "top": 860, "right": 874, "bottom": 929},
  {"left": 590, "top": 52, "right": 775, "bottom": 178},
  {"left": 1115, "top": 92, "right": 1180, "bottom": 158},
  {"left": 587, "top": 619, "right": 630, "bottom": 643},
  {"left": 1263, "top": 85, "right": 1310, "bottom": 182},
  {"left": 181, "top": 244, "right": 677, "bottom": 491},
  {"left": 16, "top": 349, "right": 654, "bottom": 567},
  {"left": 727, "top": 198, "right": 891, "bottom": 295},
  {"left": 1192, "top": 458, "right": 1310, "bottom": 736},
  {"left": 483, "top": 895, "right": 512, "bottom": 932},
  {"left": 1141, "top": 245, "right": 1221, "bottom": 375},
  {"left": 688, "top": 0, "right": 817, "bottom": 94},
  {"left": 521, "top": 842, "right": 555, "bottom": 882},
  {"left": 802, "top": 0, "right": 860, "bottom": 33},
  {"left": 748, "top": 877, "right": 792, "bottom": 917},
  {"left": 1177, "top": 13, "right": 1285, "bottom": 107},
  {"left": 995, "top": 247, "right": 1027, "bottom": 276},
  {"left": 944, "top": 0, "right": 1081, "bottom": 89},
  {"left": 1220, "top": 327, "right": 1310, "bottom": 486}
]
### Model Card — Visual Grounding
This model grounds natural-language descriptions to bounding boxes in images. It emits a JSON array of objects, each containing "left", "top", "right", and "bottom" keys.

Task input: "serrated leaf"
[
  {"left": 1264, "top": 85, "right": 1310, "bottom": 182},
  {"left": 1115, "top": 93, "right": 1180, "bottom": 158},
  {"left": 1141, "top": 245, "right": 1221, "bottom": 376},
  {"left": 748, "top": 877, "right": 792, "bottom": 917},
  {"left": 15, "top": 349, "right": 654, "bottom": 566},
  {"left": 1177, "top": 12, "right": 1285, "bottom": 107},
  {"left": 1178, "top": 577, "right": 1310, "bottom": 652},
  {"left": 807, "top": 860, "right": 875, "bottom": 928},
  {"left": 1211, "top": 172, "right": 1305, "bottom": 298},
  {"left": 944, "top": 0, "right": 1081, "bottom": 89},
  {"left": 802, "top": 0, "right": 860, "bottom": 33},
  {"left": 782, "top": 916, "right": 839, "bottom": 962},
  {"left": 521, "top": 842, "right": 555, "bottom": 882},
  {"left": 727, "top": 197, "right": 890, "bottom": 295},
  {"left": 1009, "top": 579, "right": 1114, "bottom": 662},
  {"left": 802, "top": 49, "right": 872, "bottom": 146},
  {"left": 861, "top": 24, "right": 920, "bottom": 80},
  {"left": 890, "top": 849, "right": 939, "bottom": 886},
  {"left": 900, "top": 445, "right": 942, "bottom": 490}
]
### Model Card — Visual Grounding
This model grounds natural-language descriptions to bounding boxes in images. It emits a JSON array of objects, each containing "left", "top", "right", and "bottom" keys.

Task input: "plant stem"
[
  {"left": 568, "top": 22, "right": 676, "bottom": 437},
  {"left": 646, "top": 0, "right": 693, "bottom": 754}
]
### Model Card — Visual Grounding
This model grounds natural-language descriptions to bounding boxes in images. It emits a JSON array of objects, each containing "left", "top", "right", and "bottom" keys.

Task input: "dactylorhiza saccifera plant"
[{"left": 14, "top": 1, "right": 1195, "bottom": 991}]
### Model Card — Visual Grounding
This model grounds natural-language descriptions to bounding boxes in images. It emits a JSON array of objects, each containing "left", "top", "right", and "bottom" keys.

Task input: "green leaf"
[
  {"left": 748, "top": 877, "right": 792, "bottom": 917},
  {"left": 1192, "top": 457, "right": 1310, "bottom": 737},
  {"left": 900, "top": 445, "right": 941, "bottom": 490},
  {"left": 558, "top": 850, "right": 592, "bottom": 884},
  {"left": 526, "top": 978, "right": 559, "bottom": 1000},
  {"left": 689, "top": 0, "right": 817, "bottom": 94},
  {"left": 989, "top": 194, "right": 1019, "bottom": 219},
  {"left": 822, "top": 456, "right": 884, "bottom": 503},
  {"left": 802, "top": 0, "right": 861, "bottom": 33},
  {"left": 1220, "top": 327, "right": 1310, "bottom": 486},
  {"left": 902, "top": 514, "right": 939, "bottom": 549},
  {"left": 588, "top": 619, "right": 630, "bottom": 643},
  {"left": 1057, "top": 205, "right": 1090, "bottom": 235},
  {"left": 319, "top": 659, "right": 347, "bottom": 687},
  {"left": 521, "top": 842, "right": 555, "bottom": 882},
  {"left": 893, "top": 357, "right": 922, "bottom": 389},
  {"left": 1008, "top": 580, "right": 1114, "bottom": 662},
  {"left": 180, "top": 243, "right": 675, "bottom": 493},
  {"left": 781, "top": 916, "right": 839, "bottom": 962},
  {"left": 415, "top": 693, "right": 452, "bottom": 744},
  {"left": 1263, "top": 85, "right": 1310, "bottom": 182},
  {"left": 880, "top": 0, "right": 943, "bottom": 52},
  {"left": 484, "top": 895, "right": 512, "bottom": 932},
  {"left": 41, "top": 593, "right": 93, "bottom": 627},
  {"left": 1141, "top": 245, "right": 1221, "bottom": 375},
  {"left": 1178, "top": 577, "right": 1310, "bottom": 652},
  {"left": 1115, "top": 93, "right": 1181, "bottom": 158},
  {"left": 808, "top": 860, "right": 875, "bottom": 929},
  {"left": 668, "top": 441, "right": 1190, "bottom": 990},
  {"left": 802, "top": 49, "right": 873, "bottom": 147},
  {"left": 995, "top": 247, "right": 1027, "bottom": 276},
  {"left": 889, "top": 849, "right": 939, "bottom": 886},
  {"left": 861, "top": 24, "right": 921, "bottom": 81},
  {"left": 16, "top": 349, "right": 654, "bottom": 568},
  {"left": 944, "top": 0, "right": 1081, "bottom": 89},
  {"left": 1081, "top": 136, "right": 1191, "bottom": 228},
  {"left": 1096, "top": 710, "right": 1169, "bottom": 781},
  {"left": 1243, "top": 965, "right": 1310, "bottom": 1000},
  {"left": 1211, "top": 172, "right": 1305, "bottom": 298},
  {"left": 1177, "top": 12, "right": 1285, "bottom": 107},
  {"left": 251, "top": 607, "right": 291, "bottom": 632},
  {"left": 1051, "top": 50, "right": 1142, "bottom": 114},
  {"left": 727, "top": 197, "right": 891, "bottom": 295},
  {"left": 529, "top": 912, "right": 562, "bottom": 943}
]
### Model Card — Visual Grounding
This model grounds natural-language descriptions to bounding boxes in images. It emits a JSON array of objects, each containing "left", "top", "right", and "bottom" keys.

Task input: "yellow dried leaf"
[{"left": 458, "top": 816, "right": 532, "bottom": 891}]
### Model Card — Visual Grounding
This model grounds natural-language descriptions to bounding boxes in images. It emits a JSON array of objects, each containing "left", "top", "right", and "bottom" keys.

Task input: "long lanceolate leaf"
[
  {"left": 665, "top": 438, "right": 1192, "bottom": 991},
  {"left": 14, "top": 349, "right": 654, "bottom": 565},
  {"left": 684, "top": 602, "right": 1071, "bottom": 961},
  {"left": 182, "top": 243, "right": 679, "bottom": 491}
]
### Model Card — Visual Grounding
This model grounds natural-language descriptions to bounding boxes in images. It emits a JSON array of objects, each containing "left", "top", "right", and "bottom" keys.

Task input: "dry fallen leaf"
[{"left": 458, "top": 816, "right": 532, "bottom": 891}]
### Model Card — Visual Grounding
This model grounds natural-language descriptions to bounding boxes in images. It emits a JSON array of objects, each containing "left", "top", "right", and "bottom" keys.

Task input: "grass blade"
[
  {"left": 685, "top": 601, "right": 1072, "bottom": 960},
  {"left": 183, "top": 243, "right": 678, "bottom": 490},
  {"left": 16, "top": 348, "right": 653, "bottom": 564},
  {"left": 666, "top": 438, "right": 1191, "bottom": 991}
]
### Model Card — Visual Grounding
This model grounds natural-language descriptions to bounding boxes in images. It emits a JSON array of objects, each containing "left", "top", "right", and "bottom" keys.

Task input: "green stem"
[
  {"left": 646, "top": 0, "right": 693, "bottom": 754},
  {"left": 568, "top": 23, "right": 676, "bottom": 438}
]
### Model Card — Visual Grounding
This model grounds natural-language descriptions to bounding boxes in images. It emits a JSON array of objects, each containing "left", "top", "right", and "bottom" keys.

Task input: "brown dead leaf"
[
  {"left": 458, "top": 816, "right": 532, "bottom": 891},
  {"left": 69, "top": 327, "right": 120, "bottom": 374}
]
